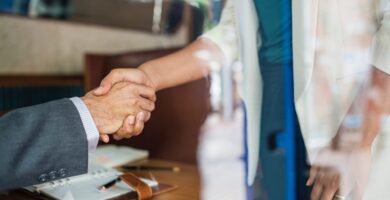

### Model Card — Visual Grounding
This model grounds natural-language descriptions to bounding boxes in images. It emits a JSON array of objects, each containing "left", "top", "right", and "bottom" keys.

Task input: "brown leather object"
[
  {"left": 118, "top": 173, "right": 178, "bottom": 200},
  {"left": 85, "top": 48, "right": 210, "bottom": 164},
  {"left": 120, "top": 173, "right": 153, "bottom": 200}
]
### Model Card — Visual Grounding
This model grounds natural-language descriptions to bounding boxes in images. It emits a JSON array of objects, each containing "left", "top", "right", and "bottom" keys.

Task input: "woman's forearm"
[
  {"left": 335, "top": 67, "right": 390, "bottom": 149},
  {"left": 360, "top": 67, "right": 390, "bottom": 147},
  {"left": 139, "top": 38, "right": 225, "bottom": 91}
]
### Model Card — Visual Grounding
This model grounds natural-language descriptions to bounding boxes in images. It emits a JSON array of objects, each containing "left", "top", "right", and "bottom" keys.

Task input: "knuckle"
[
  {"left": 126, "top": 86, "right": 137, "bottom": 95},
  {"left": 129, "top": 98, "right": 138, "bottom": 106},
  {"left": 133, "top": 98, "right": 140, "bottom": 106},
  {"left": 146, "top": 88, "right": 154, "bottom": 97},
  {"left": 149, "top": 88, "right": 155, "bottom": 95},
  {"left": 134, "top": 86, "right": 141, "bottom": 95}
]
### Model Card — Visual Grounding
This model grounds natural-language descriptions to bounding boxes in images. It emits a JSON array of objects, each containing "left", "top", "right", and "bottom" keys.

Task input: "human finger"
[
  {"left": 307, "top": 166, "right": 319, "bottom": 186},
  {"left": 137, "top": 98, "right": 155, "bottom": 112},
  {"left": 116, "top": 115, "right": 136, "bottom": 138},
  {"left": 93, "top": 77, "right": 115, "bottom": 96},
  {"left": 94, "top": 70, "right": 130, "bottom": 95},
  {"left": 134, "top": 84, "right": 157, "bottom": 102},
  {"left": 320, "top": 172, "right": 340, "bottom": 200},
  {"left": 311, "top": 180, "right": 324, "bottom": 200},
  {"left": 133, "top": 112, "right": 145, "bottom": 136},
  {"left": 100, "top": 134, "right": 110, "bottom": 143},
  {"left": 311, "top": 168, "right": 325, "bottom": 200},
  {"left": 144, "top": 111, "right": 151, "bottom": 122}
]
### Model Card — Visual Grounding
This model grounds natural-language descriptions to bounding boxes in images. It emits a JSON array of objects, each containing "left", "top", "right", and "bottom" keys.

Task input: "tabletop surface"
[{"left": 0, "top": 159, "right": 200, "bottom": 200}]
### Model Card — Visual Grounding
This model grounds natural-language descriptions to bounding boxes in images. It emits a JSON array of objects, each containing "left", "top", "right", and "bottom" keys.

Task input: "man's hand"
[{"left": 82, "top": 82, "right": 155, "bottom": 138}]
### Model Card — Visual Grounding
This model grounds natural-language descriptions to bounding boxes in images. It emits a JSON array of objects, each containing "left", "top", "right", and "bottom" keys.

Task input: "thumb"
[
  {"left": 93, "top": 83, "right": 111, "bottom": 96},
  {"left": 93, "top": 69, "right": 128, "bottom": 96}
]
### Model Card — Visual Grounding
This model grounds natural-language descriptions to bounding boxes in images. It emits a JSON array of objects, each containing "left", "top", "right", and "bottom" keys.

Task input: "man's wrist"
[{"left": 69, "top": 97, "right": 100, "bottom": 153}]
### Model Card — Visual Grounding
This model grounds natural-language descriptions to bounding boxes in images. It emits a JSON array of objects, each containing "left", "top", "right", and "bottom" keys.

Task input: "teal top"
[
  {"left": 254, "top": 0, "right": 293, "bottom": 64},
  {"left": 252, "top": 1, "right": 295, "bottom": 199}
]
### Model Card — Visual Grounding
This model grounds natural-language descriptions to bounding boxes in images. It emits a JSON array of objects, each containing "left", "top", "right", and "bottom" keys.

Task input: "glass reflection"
[{"left": 197, "top": 0, "right": 390, "bottom": 200}]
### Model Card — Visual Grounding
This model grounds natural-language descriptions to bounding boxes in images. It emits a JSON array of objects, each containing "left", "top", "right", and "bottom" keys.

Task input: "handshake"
[{"left": 81, "top": 68, "right": 156, "bottom": 142}]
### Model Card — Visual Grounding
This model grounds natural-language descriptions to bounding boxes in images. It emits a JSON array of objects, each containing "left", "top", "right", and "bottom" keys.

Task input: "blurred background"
[{"left": 2, "top": 1, "right": 386, "bottom": 200}]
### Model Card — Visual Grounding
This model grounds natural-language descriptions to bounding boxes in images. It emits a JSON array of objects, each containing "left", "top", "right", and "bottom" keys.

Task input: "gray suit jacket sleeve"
[{"left": 0, "top": 98, "right": 88, "bottom": 191}]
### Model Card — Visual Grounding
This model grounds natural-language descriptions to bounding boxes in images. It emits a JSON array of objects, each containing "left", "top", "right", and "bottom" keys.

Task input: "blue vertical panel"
[
  {"left": 280, "top": 0, "right": 296, "bottom": 199},
  {"left": 278, "top": 62, "right": 296, "bottom": 200},
  {"left": 14, "top": 0, "right": 30, "bottom": 15},
  {"left": 0, "top": 0, "right": 30, "bottom": 15},
  {"left": 0, "top": 0, "right": 14, "bottom": 13}
]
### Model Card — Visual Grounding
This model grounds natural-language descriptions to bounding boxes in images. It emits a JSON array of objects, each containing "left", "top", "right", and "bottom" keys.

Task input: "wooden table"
[{"left": 0, "top": 159, "right": 200, "bottom": 200}]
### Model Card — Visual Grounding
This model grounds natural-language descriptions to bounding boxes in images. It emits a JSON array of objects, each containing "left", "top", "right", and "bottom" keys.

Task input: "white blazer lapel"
[
  {"left": 293, "top": 0, "right": 318, "bottom": 103},
  {"left": 235, "top": 0, "right": 263, "bottom": 186}
]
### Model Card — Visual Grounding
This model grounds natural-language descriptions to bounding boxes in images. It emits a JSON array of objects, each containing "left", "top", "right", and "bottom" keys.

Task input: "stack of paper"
[{"left": 90, "top": 145, "right": 149, "bottom": 168}]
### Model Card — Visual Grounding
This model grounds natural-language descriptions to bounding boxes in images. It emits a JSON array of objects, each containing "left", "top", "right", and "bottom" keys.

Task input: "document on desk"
[
  {"left": 91, "top": 145, "right": 149, "bottom": 168},
  {"left": 25, "top": 163, "right": 158, "bottom": 200}
]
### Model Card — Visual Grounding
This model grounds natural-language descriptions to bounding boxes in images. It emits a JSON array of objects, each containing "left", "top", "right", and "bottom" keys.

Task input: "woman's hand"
[{"left": 307, "top": 146, "right": 371, "bottom": 200}]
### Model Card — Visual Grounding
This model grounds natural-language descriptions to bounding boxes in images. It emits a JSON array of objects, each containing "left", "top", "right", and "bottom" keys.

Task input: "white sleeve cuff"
[{"left": 70, "top": 97, "right": 100, "bottom": 154}]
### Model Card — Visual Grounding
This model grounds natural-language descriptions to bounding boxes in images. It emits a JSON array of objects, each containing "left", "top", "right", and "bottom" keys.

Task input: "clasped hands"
[{"left": 82, "top": 68, "right": 155, "bottom": 142}]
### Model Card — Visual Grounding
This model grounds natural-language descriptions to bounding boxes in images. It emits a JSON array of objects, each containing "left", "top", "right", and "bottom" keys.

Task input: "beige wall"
[{"left": 0, "top": 16, "right": 187, "bottom": 75}]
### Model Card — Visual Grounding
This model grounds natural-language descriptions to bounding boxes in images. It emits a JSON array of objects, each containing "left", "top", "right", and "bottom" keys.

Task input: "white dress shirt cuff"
[{"left": 70, "top": 97, "right": 100, "bottom": 154}]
